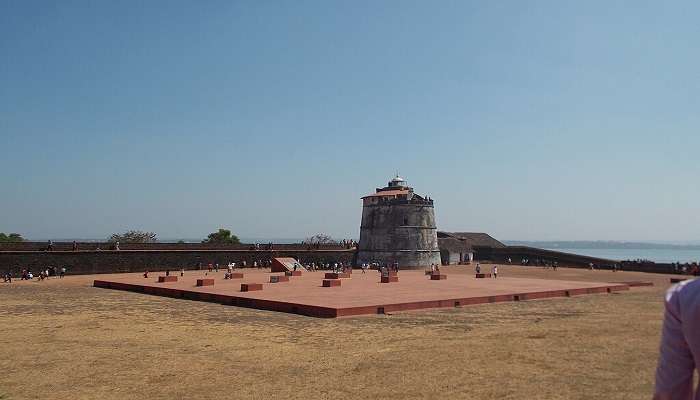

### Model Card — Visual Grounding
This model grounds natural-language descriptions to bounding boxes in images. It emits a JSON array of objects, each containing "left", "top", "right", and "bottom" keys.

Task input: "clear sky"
[{"left": 1, "top": 1, "right": 698, "bottom": 242}]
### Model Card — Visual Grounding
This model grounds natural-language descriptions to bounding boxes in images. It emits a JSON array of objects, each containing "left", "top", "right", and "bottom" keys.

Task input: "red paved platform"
[
  {"left": 270, "top": 275, "right": 289, "bottom": 283},
  {"left": 325, "top": 272, "right": 350, "bottom": 279},
  {"left": 614, "top": 281, "right": 654, "bottom": 287},
  {"left": 94, "top": 269, "right": 631, "bottom": 318}
]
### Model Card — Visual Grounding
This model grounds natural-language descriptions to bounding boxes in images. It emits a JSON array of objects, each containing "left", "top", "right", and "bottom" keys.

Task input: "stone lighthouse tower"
[{"left": 357, "top": 175, "right": 441, "bottom": 269}]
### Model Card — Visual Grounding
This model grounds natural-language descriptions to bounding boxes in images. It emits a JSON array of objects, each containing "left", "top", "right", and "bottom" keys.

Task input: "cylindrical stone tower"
[{"left": 357, "top": 176, "right": 441, "bottom": 269}]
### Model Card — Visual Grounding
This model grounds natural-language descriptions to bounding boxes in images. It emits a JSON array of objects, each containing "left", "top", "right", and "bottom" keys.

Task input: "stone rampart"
[
  {"left": 0, "top": 241, "right": 350, "bottom": 252},
  {"left": 0, "top": 249, "right": 355, "bottom": 275}
]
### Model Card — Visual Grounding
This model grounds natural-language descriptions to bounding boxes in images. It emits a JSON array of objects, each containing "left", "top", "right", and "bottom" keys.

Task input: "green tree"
[
  {"left": 109, "top": 230, "right": 157, "bottom": 243},
  {"left": 305, "top": 233, "right": 336, "bottom": 244},
  {"left": 0, "top": 232, "right": 24, "bottom": 242},
  {"left": 202, "top": 229, "right": 240, "bottom": 244}
]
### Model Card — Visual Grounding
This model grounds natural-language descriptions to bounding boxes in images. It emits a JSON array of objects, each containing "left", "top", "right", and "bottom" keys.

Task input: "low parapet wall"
[
  {"left": 479, "top": 246, "right": 617, "bottom": 268},
  {"left": 0, "top": 241, "right": 352, "bottom": 252},
  {"left": 481, "top": 246, "right": 689, "bottom": 275},
  {"left": 0, "top": 249, "right": 356, "bottom": 275}
]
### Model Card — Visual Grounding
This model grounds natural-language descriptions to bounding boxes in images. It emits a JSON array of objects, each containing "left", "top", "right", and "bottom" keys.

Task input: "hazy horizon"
[{"left": 2, "top": 1, "right": 699, "bottom": 242}]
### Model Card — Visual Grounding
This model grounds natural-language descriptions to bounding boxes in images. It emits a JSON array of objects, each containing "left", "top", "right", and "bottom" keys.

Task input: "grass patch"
[{"left": 0, "top": 265, "right": 673, "bottom": 400}]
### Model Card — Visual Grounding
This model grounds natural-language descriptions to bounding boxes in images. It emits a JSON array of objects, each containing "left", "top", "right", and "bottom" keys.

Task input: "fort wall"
[{"left": 0, "top": 249, "right": 355, "bottom": 275}]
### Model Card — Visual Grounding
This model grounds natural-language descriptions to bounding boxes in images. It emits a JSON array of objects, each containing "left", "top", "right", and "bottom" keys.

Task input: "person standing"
[
  {"left": 492, "top": 265, "right": 498, "bottom": 278},
  {"left": 72, "top": 241, "right": 78, "bottom": 251},
  {"left": 180, "top": 268, "right": 185, "bottom": 277},
  {"left": 653, "top": 279, "right": 700, "bottom": 399},
  {"left": 476, "top": 263, "right": 481, "bottom": 275},
  {"left": 60, "top": 266, "right": 66, "bottom": 278}
]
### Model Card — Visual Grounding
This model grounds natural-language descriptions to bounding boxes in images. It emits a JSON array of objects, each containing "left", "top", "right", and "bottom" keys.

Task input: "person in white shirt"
[{"left": 492, "top": 265, "right": 498, "bottom": 278}]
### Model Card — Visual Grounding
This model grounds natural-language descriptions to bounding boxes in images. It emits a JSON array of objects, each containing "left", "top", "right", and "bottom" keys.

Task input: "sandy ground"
[{"left": 0, "top": 265, "right": 688, "bottom": 400}]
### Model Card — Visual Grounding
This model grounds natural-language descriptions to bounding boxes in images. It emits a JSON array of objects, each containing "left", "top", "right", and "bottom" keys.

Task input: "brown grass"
[{"left": 0, "top": 265, "right": 677, "bottom": 400}]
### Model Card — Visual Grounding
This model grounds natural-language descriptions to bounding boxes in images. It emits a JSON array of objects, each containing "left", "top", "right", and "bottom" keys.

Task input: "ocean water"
[{"left": 546, "top": 248, "right": 700, "bottom": 264}]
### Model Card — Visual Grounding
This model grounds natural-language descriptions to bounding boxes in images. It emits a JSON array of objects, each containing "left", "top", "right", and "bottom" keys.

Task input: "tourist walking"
[
  {"left": 492, "top": 265, "right": 498, "bottom": 278},
  {"left": 475, "top": 263, "right": 481, "bottom": 275},
  {"left": 180, "top": 268, "right": 185, "bottom": 277},
  {"left": 654, "top": 279, "right": 700, "bottom": 399}
]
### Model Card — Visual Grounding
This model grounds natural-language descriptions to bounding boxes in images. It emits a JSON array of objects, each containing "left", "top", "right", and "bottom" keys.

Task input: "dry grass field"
[{"left": 0, "top": 265, "right": 680, "bottom": 400}]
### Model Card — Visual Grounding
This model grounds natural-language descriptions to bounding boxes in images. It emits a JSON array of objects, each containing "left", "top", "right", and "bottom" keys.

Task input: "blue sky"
[{"left": 1, "top": 0, "right": 699, "bottom": 242}]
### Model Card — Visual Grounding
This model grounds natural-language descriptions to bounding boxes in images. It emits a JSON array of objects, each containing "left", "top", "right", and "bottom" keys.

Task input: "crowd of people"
[
  {"left": 3, "top": 266, "right": 67, "bottom": 283},
  {"left": 302, "top": 239, "right": 357, "bottom": 250}
]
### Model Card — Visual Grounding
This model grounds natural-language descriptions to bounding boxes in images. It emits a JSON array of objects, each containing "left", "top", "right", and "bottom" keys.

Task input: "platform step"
[
  {"left": 241, "top": 283, "right": 263, "bottom": 292},
  {"left": 323, "top": 279, "right": 341, "bottom": 287}
]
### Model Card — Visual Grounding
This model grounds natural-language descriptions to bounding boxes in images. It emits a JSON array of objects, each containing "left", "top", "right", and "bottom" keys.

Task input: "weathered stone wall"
[
  {"left": 0, "top": 241, "right": 349, "bottom": 251},
  {"left": 440, "top": 249, "right": 462, "bottom": 265},
  {"left": 480, "top": 246, "right": 685, "bottom": 274},
  {"left": 358, "top": 202, "right": 441, "bottom": 268},
  {"left": 0, "top": 250, "right": 355, "bottom": 275},
  {"left": 480, "top": 246, "right": 617, "bottom": 267}
]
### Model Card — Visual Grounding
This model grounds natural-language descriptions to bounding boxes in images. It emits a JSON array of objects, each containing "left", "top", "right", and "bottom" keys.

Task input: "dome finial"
[{"left": 388, "top": 173, "right": 406, "bottom": 187}]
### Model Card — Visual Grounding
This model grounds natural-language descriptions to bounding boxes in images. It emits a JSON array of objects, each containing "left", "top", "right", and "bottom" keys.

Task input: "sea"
[{"left": 545, "top": 248, "right": 700, "bottom": 264}]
